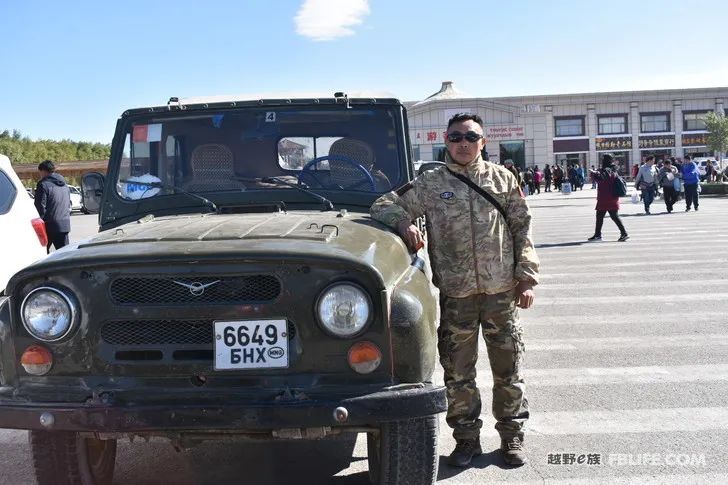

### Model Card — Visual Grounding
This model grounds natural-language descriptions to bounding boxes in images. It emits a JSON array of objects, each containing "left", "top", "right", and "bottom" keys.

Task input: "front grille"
[
  {"left": 109, "top": 275, "right": 281, "bottom": 305},
  {"left": 102, "top": 320, "right": 213, "bottom": 345},
  {"left": 100, "top": 320, "right": 296, "bottom": 346}
]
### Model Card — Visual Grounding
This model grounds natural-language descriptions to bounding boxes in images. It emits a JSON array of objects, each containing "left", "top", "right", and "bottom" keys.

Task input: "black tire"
[
  {"left": 29, "top": 431, "right": 117, "bottom": 485},
  {"left": 367, "top": 415, "right": 439, "bottom": 485}
]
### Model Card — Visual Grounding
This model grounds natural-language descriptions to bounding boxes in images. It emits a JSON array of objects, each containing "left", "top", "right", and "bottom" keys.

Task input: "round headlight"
[
  {"left": 316, "top": 284, "right": 371, "bottom": 337},
  {"left": 21, "top": 287, "right": 76, "bottom": 341}
]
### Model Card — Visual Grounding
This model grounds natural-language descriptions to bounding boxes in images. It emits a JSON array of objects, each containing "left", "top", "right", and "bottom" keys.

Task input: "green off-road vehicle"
[{"left": 0, "top": 93, "right": 445, "bottom": 484}]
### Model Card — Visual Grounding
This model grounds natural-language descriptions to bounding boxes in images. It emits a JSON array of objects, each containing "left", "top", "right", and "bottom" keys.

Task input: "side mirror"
[
  {"left": 81, "top": 172, "right": 105, "bottom": 214},
  {"left": 417, "top": 161, "right": 446, "bottom": 176}
]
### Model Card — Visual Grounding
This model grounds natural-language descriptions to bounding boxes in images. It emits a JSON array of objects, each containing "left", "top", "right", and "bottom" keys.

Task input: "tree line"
[{"left": 0, "top": 129, "right": 110, "bottom": 164}]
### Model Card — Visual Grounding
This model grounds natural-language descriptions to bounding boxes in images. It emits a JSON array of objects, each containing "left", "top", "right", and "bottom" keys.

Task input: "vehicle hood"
[{"left": 12, "top": 212, "right": 415, "bottom": 289}]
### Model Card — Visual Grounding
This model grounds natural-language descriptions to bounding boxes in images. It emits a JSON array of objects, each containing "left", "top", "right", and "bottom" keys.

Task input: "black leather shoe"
[
  {"left": 501, "top": 436, "right": 527, "bottom": 466},
  {"left": 448, "top": 439, "right": 483, "bottom": 467}
]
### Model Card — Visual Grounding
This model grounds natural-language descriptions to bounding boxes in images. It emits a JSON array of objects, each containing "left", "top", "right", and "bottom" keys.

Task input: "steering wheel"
[{"left": 298, "top": 155, "right": 376, "bottom": 191}]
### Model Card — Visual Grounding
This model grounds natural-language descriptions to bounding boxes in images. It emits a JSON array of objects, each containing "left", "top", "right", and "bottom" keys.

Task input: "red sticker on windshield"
[{"left": 132, "top": 125, "right": 148, "bottom": 143}]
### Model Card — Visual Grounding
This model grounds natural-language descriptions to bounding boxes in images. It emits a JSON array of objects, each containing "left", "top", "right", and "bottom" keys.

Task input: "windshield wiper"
[
  {"left": 259, "top": 177, "right": 334, "bottom": 211},
  {"left": 118, "top": 179, "right": 218, "bottom": 213}
]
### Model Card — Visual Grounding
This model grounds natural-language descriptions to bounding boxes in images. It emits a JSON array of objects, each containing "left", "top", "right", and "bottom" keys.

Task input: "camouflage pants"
[{"left": 438, "top": 290, "right": 529, "bottom": 441}]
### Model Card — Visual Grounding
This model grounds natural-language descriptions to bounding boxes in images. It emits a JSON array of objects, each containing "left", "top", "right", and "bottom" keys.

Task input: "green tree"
[
  {"left": 0, "top": 129, "right": 111, "bottom": 164},
  {"left": 704, "top": 112, "right": 728, "bottom": 164}
]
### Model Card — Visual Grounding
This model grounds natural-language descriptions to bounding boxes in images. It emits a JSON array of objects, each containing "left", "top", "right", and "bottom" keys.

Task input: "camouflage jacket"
[{"left": 371, "top": 154, "right": 539, "bottom": 298}]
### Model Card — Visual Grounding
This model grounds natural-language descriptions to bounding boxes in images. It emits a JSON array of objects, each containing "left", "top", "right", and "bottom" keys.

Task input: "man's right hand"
[{"left": 396, "top": 220, "right": 424, "bottom": 252}]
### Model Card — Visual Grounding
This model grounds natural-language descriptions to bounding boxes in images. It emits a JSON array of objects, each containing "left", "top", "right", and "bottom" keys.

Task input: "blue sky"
[{"left": 2, "top": 0, "right": 727, "bottom": 144}]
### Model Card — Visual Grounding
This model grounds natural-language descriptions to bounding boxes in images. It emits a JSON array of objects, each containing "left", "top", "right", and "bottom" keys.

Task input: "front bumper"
[{"left": 0, "top": 384, "right": 446, "bottom": 432}]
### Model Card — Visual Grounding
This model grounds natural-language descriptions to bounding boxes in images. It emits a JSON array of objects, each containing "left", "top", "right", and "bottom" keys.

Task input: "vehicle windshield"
[{"left": 115, "top": 105, "right": 405, "bottom": 204}]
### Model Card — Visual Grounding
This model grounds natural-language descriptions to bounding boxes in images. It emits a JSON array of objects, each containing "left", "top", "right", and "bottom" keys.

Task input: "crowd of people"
[
  {"left": 631, "top": 155, "right": 703, "bottom": 214},
  {"left": 504, "top": 161, "right": 589, "bottom": 195},
  {"left": 496, "top": 154, "right": 715, "bottom": 243}
]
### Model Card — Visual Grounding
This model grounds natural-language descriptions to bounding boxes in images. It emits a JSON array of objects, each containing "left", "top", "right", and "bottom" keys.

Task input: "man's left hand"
[{"left": 515, "top": 281, "right": 535, "bottom": 309}]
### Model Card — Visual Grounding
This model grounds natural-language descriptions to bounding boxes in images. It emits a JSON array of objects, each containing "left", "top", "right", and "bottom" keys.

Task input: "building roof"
[{"left": 413, "top": 81, "right": 468, "bottom": 106}]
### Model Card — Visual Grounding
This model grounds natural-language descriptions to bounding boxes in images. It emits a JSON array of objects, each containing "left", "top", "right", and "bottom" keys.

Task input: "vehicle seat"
[
  {"left": 328, "top": 138, "right": 388, "bottom": 191},
  {"left": 185, "top": 143, "right": 245, "bottom": 192}
]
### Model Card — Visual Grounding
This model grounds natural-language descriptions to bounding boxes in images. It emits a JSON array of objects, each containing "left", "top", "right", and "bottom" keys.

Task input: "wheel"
[
  {"left": 29, "top": 431, "right": 117, "bottom": 485},
  {"left": 298, "top": 154, "right": 376, "bottom": 191},
  {"left": 367, "top": 415, "right": 439, "bottom": 485}
]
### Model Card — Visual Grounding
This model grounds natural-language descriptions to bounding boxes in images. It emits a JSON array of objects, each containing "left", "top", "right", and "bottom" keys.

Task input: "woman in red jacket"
[{"left": 588, "top": 154, "right": 629, "bottom": 242}]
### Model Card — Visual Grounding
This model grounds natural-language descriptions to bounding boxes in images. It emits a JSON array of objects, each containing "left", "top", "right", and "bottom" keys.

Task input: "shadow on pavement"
[
  {"left": 535, "top": 241, "right": 589, "bottom": 249},
  {"left": 437, "top": 449, "right": 511, "bottom": 480},
  {"left": 114, "top": 434, "right": 364, "bottom": 484},
  {"left": 619, "top": 212, "right": 673, "bottom": 218}
]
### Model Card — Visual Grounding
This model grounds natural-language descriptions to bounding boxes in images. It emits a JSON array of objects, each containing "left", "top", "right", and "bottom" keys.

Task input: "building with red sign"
[{"left": 406, "top": 81, "right": 727, "bottom": 174}]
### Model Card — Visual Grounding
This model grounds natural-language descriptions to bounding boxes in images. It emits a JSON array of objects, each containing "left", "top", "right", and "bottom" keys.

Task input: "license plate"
[{"left": 214, "top": 319, "right": 289, "bottom": 370}]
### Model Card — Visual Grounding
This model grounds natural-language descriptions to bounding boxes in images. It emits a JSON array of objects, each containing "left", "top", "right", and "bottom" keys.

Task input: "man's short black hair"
[
  {"left": 447, "top": 112, "right": 484, "bottom": 130},
  {"left": 684, "top": 154, "right": 691, "bottom": 160},
  {"left": 645, "top": 155, "right": 655, "bottom": 162},
  {"left": 38, "top": 160, "right": 56, "bottom": 172},
  {"left": 601, "top": 153, "right": 614, "bottom": 167}
]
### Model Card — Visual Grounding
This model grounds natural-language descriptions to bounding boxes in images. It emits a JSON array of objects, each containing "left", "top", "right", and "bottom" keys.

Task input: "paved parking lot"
[{"left": 2, "top": 188, "right": 728, "bottom": 484}]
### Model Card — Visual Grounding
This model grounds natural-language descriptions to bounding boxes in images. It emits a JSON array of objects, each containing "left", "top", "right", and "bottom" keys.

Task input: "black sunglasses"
[{"left": 446, "top": 131, "right": 483, "bottom": 143}]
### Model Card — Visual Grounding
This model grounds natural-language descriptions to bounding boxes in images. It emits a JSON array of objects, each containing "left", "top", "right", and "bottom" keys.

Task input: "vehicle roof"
[{"left": 121, "top": 92, "right": 403, "bottom": 117}]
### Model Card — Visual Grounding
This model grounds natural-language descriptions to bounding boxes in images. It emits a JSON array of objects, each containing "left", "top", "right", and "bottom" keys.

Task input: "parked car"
[
  {"left": 0, "top": 154, "right": 47, "bottom": 294},
  {"left": 0, "top": 94, "right": 446, "bottom": 485},
  {"left": 413, "top": 159, "right": 443, "bottom": 175},
  {"left": 68, "top": 185, "right": 83, "bottom": 212}
]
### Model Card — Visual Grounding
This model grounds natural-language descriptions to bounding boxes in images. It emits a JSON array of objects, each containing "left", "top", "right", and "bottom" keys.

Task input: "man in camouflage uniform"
[{"left": 370, "top": 113, "right": 539, "bottom": 467}]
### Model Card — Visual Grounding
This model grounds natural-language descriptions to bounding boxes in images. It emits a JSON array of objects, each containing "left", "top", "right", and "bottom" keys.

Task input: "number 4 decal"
[{"left": 265, "top": 112, "right": 276, "bottom": 122}]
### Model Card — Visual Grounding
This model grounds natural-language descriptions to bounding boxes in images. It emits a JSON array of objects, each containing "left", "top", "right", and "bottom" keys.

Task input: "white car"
[
  {"left": 69, "top": 185, "right": 83, "bottom": 212},
  {"left": 0, "top": 154, "right": 48, "bottom": 293}
]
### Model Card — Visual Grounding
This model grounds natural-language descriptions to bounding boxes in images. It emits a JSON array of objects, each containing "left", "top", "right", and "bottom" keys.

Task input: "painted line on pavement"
[
  {"left": 538, "top": 270, "right": 726, "bottom": 279},
  {"left": 524, "top": 407, "right": 728, "bottom": 436},
  {"left": 536, "top": 293, "right": 728, "bottom": 305},
  {"left": 522, "top": 311, "right": 725, "bottom": 326},
  {"left": 528, "top": 333, "right": 728, "bottom": 351},
  {"left": 449, "top": 474, "right": 728, "bottom": 485},
  {"left": 523, "top": 363, "right": 728, "bottom": 386},
  {"left": 537, "top": 279, "right": 728, "bottom": 290}
]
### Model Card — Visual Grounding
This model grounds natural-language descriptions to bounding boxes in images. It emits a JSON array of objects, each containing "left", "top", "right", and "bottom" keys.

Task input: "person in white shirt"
[{"left": 634, "top": 155, "right": 657, "bottom": 214}]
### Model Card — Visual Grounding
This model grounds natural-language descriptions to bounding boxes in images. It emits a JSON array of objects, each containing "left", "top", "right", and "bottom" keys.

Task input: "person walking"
[
  {"left": 533, "top": 165, "right": 543, "bottom": 194},
  {"left": 503, "top": 159, "right": 522, "bottom": 188},
  {"left": 576, "top": 163, "right": 585, "bottom": 190},
  {"left": 588, "top": 154, "right": 629, "bottom": 242},
  {"left": 681, "top": 155, "right": 700, "bottom": 211},
  {"left": 567, "top": 164, "right": 577, "bottom": 191},
  {"left": 656, "top": 159, "right": 679, "bottom": 213},
  {"left": 523, "top": 168, "right": 535, "bottom": 196},
  {"left": 634, "top": 155, "right": 657, "bottom": 214},
  {"left": 553, "top": 164, "right": 563, "bottom": 191},
  {"left": 34, "top": 160, "right": 71, "bottom": 252},
  {"left": 371, "top": 113, "right": 539, "bottom": 468},
  {"left": 704, "top": 161, "right": 715, "bottom": 183},
  {"left": 544, "top": 164, "right": 552, "bottom": 192}
]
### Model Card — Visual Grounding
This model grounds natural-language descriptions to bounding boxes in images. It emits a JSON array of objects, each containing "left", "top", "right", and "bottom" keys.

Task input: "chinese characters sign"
[
  {"left": 412, "top": 130, "right": 443, "bottom": 145},
  {"left": 682, "top": 133, "right": 708, "bottom": 147},
  {"left": 638, "top": 135, "right": 675, "bottom": 149},
  {"left": 595, "top": 136, "right": 632, "bottom": 151}
]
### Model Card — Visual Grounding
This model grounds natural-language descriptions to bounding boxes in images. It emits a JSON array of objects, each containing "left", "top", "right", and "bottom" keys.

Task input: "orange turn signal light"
[
  {"left": 348, "top": 341, "right": 382, "bottom": 374},
  {"left": 20, "top": 345, "right": 53, "bottom": 376}
]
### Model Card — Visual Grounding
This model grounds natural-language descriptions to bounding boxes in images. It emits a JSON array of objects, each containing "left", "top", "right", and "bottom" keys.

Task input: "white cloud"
[{"left": 295, "top": 0, "right": 370, "bottom": 42}]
